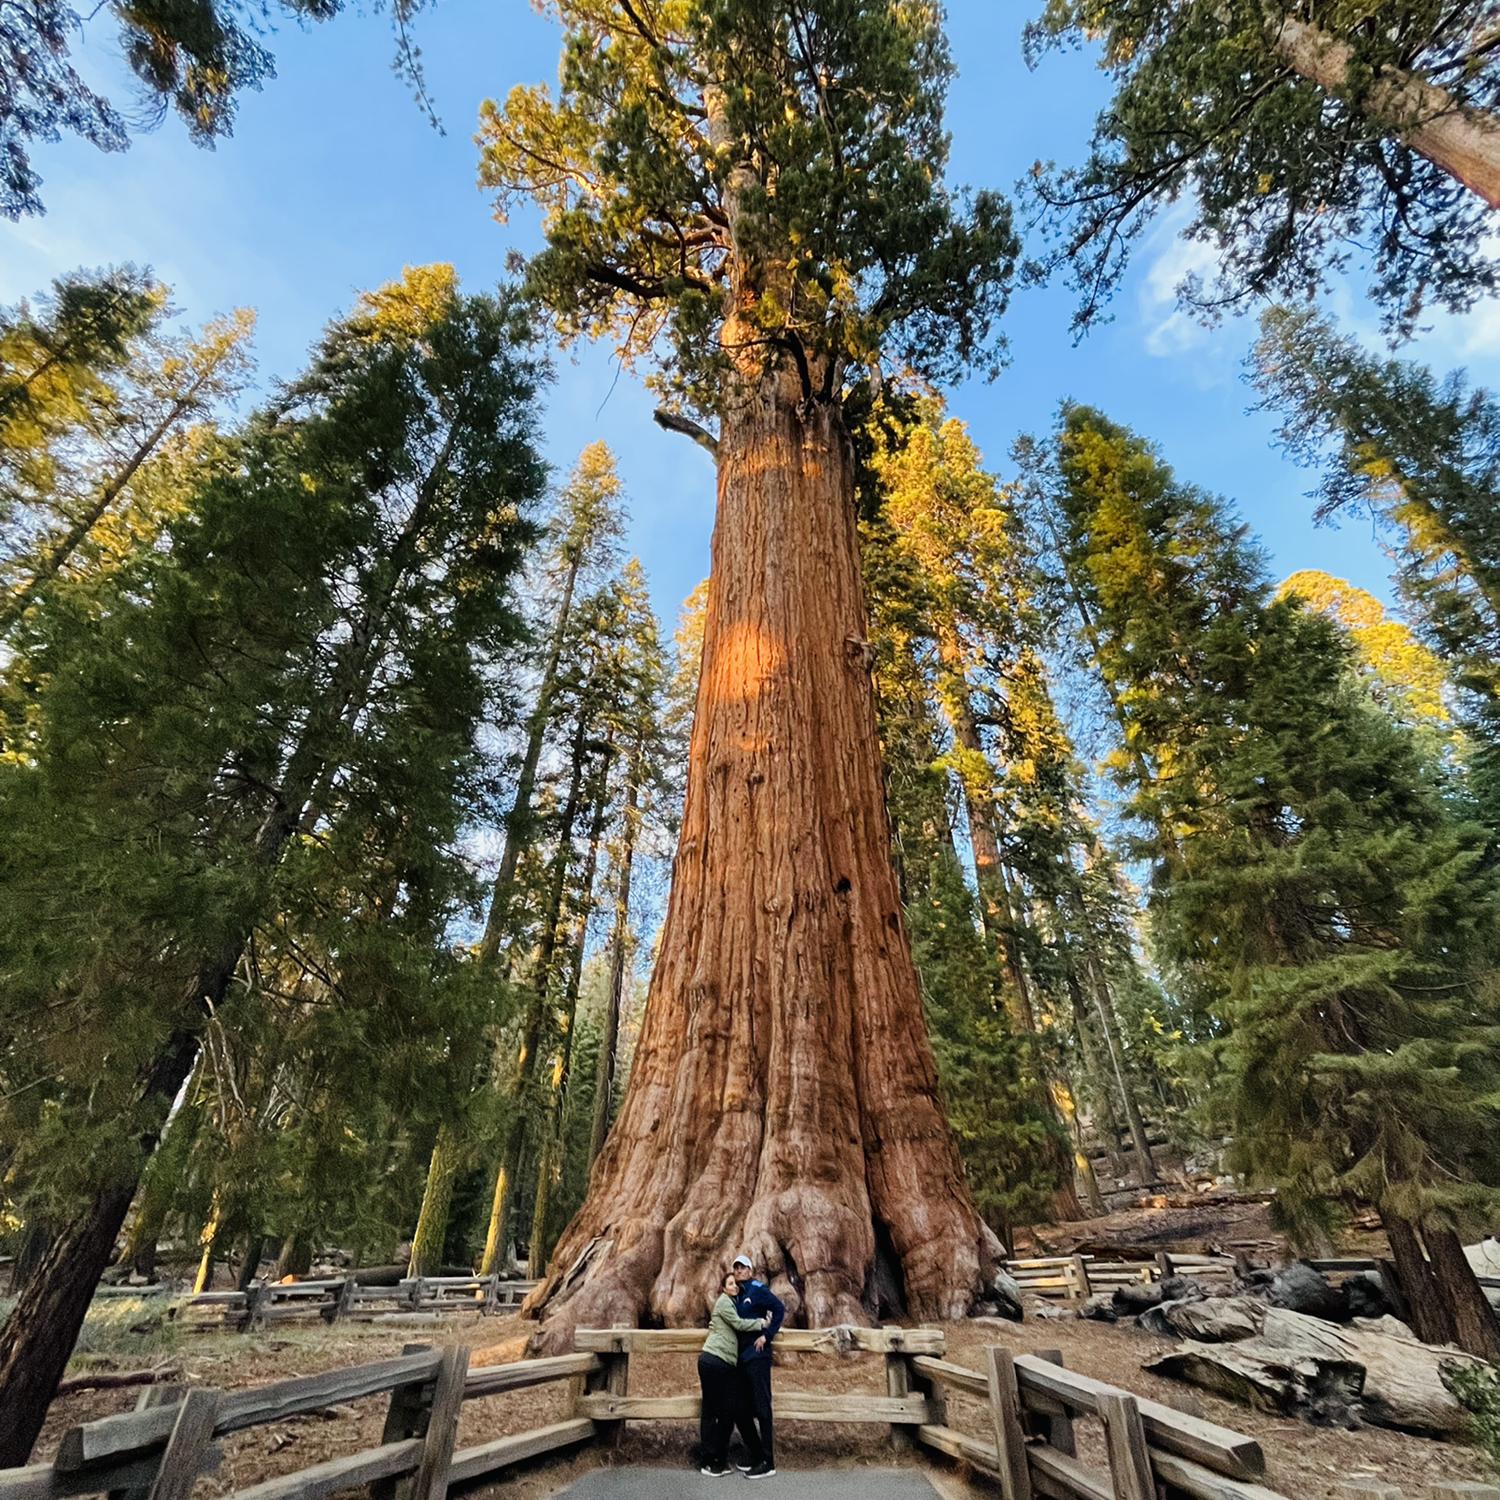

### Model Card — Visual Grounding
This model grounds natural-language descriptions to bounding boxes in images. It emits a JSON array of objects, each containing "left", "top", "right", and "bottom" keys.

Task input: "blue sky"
[{"left": 6, "top": 0, "right": 1499, "bottom": 638}]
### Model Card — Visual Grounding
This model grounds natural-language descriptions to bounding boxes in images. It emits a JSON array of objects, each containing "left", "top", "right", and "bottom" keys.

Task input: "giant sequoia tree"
[{"left": 480, "top": 0, "right": 1019, "bottom": 1343}]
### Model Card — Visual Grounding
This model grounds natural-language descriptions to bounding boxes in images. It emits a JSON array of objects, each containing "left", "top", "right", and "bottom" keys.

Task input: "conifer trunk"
[
  {"left": 1083, "top": 958, "right": 1156, "bottom": 1184},
  {"left": 932, "top": 644, "right": 1085, "bottom": 1220},
  {"left": 530, "top": 743, "right": 613, "bottom": 1270},
  {"left": 526, "top": 387, "right": 999, "bottom": 1350},
  {"left": 1384, "top": 1211, "right": 1500, "bottom": 1357},
  {"left": 588, "top": 776, "right": 638, "bottom": 1167},
  {"left": 1267, "top": 12, "right": 1500, "bottom": 208},
  {"left": 0, "top": 1032, "right": 199, "bottom": 1466},
  {"left": 479, "top": 717, "right": 594, "bottom": 1274}
]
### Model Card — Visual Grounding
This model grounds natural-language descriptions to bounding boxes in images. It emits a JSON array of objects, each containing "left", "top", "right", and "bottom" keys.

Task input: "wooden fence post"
[
  {"left": 1156, "top": 1251, "right": 1173, "bottom": 1283},
  {"left": 1029, "top": 1350, "right": 1075, "bottom": 1458},
  {"left": 408, "top": 1346, "right": 468, "bottom": 1500},
  {"left": 241, "top": 1281, "right": 270, "bottom": 1334},
  {"left": 144, "top": 1389, "right": 219, "bottom": 1500},
  {"left": 582, "top": 1327, "right": 629, "bottom": 1449},
  {"left": 985, "top": 1346, "right": 1032, "bottom": 1500},
  {"left": 907, "top": 1352, "right": 947, "bottom": 1430},
  {"left": 1069, "top": 1256, "right": 1091, "bottom": 1305},
  {"left": 109, "top": 1385, "right": 184, "bottom": 1500},
  {"left": 326, "top": 1277, "right": 356, "bottom": 1325},
  {"left": 1098, "top": 1391, "right": 1154, "bottom": 1500},
  {"left": 481, "top": 1275, "right": 499, "bottom": 1316},
  {"left": 376, "top": 1343, "right": 436, "bottom": 1500},
  {"left": 882, "top": 1327, "right": 912, "bottom": 1455}
]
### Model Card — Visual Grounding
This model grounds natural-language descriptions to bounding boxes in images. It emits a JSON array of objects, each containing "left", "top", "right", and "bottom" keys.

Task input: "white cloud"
[{"left": 1137, "top": 214, "right": 1225, "bottom": 361}]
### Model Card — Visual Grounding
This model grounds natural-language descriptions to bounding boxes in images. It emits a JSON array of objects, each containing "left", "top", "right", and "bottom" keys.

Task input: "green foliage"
[
  {"left": 1448, "top": 1360, "right": 1500, "bottom": 1476},
  {"left": 1041, "top": 403, "right": 1500, "bottom": 1246},
  {"left": 0, "top": 264, "right": 548, "bottom": 1262},
  {"left": 478, "top": 0, "right": 1018, "bottom": 416},
  {"left": 1, "top": 0, "right": 437, "bottom": 218},
  {"left": 1254, "top": 307, "right": 1500, "bottom": 827},
  {"left": 1025, "top": 0, "right": 1500, "bottom": 337}
]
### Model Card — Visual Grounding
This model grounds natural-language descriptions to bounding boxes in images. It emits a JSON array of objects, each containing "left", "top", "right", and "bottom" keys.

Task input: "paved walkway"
[{"left": 555, "top": 1470, "right": 942, "bottom": 1498}]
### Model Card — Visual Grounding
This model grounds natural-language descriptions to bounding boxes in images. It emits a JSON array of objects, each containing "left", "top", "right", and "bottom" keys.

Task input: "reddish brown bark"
[
  {"left": 1383, "top": 1211, "right": 1500, "bottom": 1357},
  {"left": 526, "top": 388, "right": 1000, "bottom": 1350}
]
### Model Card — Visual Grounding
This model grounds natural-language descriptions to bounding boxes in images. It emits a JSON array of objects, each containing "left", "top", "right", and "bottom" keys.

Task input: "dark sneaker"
[
  {"left": 700, "top": 1463, "right": 731, "bottom": 1477},
  {"left": 745, "top": 1462, "right": 777, "bottom": 1480},
  {"left": 734, "top": 1462, "right": 758, "bottom": 1474}
]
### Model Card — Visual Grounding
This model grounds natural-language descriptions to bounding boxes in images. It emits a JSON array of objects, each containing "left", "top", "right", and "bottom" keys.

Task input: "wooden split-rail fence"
[
  {"left": 1005, "top": 1254, "right": 1236, "bottom": 1305},
  {"left": 0, "top": 1325, "right": 1313, "bottom": 1500},
  {"left": 92, "top": 1276, "right": 539, "bottom": 1331}
]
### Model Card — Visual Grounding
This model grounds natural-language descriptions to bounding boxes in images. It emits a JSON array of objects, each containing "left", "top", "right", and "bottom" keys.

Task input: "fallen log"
[
  {"left": 1140, "top": 1297, "right": 1262, "bottom": 1343},
  {"left": 55, "top": 1367, "right": 183, "bottom": 1396},
  {"left": 1145, "top": 1306, "right": 1482, "bottom": 1435}
]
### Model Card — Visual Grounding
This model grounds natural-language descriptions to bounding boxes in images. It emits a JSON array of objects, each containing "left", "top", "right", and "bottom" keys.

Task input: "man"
[{"left": 730, "top": 1252, "right": 784, "bottom": 1480}]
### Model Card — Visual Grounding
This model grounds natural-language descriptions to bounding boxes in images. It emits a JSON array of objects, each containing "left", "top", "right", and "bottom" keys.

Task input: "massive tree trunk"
[
  {"left": 1385, "top": 1211, "right": 1500, "bottom": 1358},
  {"left": 525, "top": 387, "right": 999, "bottom": 1351},
  {"left": 1267, "top": 11, "right": 1500, "bottom": 208}
]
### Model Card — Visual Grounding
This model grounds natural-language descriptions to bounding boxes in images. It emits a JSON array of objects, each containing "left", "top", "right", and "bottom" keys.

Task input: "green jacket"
[{"left": 702, "top": 1292, "right": 764, "bottom": 1365}]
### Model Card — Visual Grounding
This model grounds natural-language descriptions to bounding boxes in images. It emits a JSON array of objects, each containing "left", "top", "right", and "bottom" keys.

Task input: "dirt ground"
[{"left": 29, "top": 1291, "right": 1492, "bottom": 1500}]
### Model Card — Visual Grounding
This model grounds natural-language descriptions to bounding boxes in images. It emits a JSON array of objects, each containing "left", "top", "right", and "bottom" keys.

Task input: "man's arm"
[{"left": 756, "top": 1284, "right": 785, "bottom": 1342}]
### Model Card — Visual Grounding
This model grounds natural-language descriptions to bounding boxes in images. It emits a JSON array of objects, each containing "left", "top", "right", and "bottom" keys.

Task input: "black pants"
[
  {"left": 735, "top": 1357, "right": 773, "bottom": 1466},
  {"left": 697, "top": 1353, "right": 739, "bottom": 1467}
]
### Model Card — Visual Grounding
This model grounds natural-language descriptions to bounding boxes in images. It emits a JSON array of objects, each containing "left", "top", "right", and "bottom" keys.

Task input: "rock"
[
  {"left": 1354, "top": 1316, "right": 1414, "bottom": 1339},
  {"left": 1144, "top": 1306, "right": 1483, "bottom": 1435},
  {"left": 1267, "top": 1262, "right": 1348, "bottom": 1321},
  {"left": 1031, "top": 1301, "right": 1068, "bottom": 1320},
  {"left": 1158, "top": 1275, "right": 1209, "bottom": 1303},
  {"left": 1344, "top": 1271, "right": 1395, "bottom": 1321},
  {"left": 1140, "top": 1295, "right": 1265, "bottom": 1343},
  {"left": 1079, "top": 1293, "right": 1118, "bottom": 1323},
  {"left": 1112, "top": 1282, "right": 1164, "bottom": 1315},
  {"left": 987, "top": 1268, "right": 1024, "bottom": 1322}
]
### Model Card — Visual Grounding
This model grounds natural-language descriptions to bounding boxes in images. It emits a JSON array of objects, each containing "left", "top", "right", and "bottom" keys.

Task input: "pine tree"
[
  {"left": 483, "top": 0, "right": 1020, "bottom": 1343},
  {"left": 1043, "top": 403, "right": 1500, "bottom": 1356},
  {"left": 1025, "top": 0, "right": 1500, "bottom": 336},
  {"left": 1253, "top": 307, "right": 1500, "bottom": 823},
  {"left": 0, "top": 264, "right": 547, "bottom": 1460}
]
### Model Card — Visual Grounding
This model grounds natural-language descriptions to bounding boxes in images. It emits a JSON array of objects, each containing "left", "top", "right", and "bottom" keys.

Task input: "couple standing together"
[{"left": 696, "top": 1252, "right": 784, "bottom": 1480}]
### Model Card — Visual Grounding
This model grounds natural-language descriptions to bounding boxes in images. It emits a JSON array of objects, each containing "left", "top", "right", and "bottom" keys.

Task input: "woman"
[{"left": 698, "top": 1271, "right": 767, "bottom": 1476}]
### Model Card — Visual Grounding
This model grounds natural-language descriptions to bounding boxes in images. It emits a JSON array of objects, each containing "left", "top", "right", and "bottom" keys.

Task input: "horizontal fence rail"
[
  {"left": 1005, "top": 1255, "right": 1237, "bottom": 1304},
  {"left": 176, "top": 1275, "right": 538, "bottom": 1331},
  {"left": 0, "top": 1324, "right": 1329, "bottom": 1500}
]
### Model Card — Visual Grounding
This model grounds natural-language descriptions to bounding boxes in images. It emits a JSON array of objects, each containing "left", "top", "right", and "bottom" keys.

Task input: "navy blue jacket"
[{"left": 733, "top": 1279, "right": 785, "bottom": 1363}]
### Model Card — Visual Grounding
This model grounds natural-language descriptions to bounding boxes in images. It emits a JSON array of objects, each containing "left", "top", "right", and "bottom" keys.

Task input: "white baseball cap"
[{"left": 731, "top": 1254, "right": 753, "bottom": 1269}]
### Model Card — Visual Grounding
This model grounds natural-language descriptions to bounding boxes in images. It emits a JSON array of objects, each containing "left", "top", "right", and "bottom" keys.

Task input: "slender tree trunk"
[
  {"left": 478, "top": 718, "right": 594, "bottom": 1274},
  {"left": 530, "top": 744, "right": 613, "bottom": 1269},
  {"left": 1083, "top": 958, "right": 1156, "bottom": 1184},
  {"left": 409, "top": 1130, "right": 462, "bottom": 1279},
  {"left": 192, "top": 1194, "right": 224, "bottom": 1295},
  {"left": 275, "top": 1233, "right": 311, "bottom": 1280},
  {"left": 479, "top": 553, "right": 583, "bottom": 961},
  {"left": 931, "top": 644, "right": 1085, "bottom": 1221},
  {"left": 526, "top": 387, "right": 999, "bottom": 1350},
  {"left": 1268, "top": 11, "right": 1500, "bottom": 208},
  {"left": 237, "top": 1234, "right": 265, "bottom": 1291},
  {"left": 0, "top": 379, "right": 211, "bottom": 635},
  {"left": 589, "top": 776, "right": 639, "bottom": 1168}
]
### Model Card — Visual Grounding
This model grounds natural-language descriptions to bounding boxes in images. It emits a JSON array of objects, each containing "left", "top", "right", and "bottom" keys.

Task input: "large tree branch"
[{"left": 652, "top": 407, "right": 718, "bottom": 456}]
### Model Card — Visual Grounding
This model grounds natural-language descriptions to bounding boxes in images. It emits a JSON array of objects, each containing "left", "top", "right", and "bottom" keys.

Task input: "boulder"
[
  {"left": 1344, "top": 1271, "right": 1395, "bottom": 1321},
  {"left": 1079, "top": 1293, "right": 1118, "bottom": 1323},
  {"left": 986, "top": 1268, "right": 1025, "bottom": 1322},
  {"left": 1267, "top": 1262, "right": 1348, "bottom": 1321},
  {"left": 1158, "top": 1274, "right": 1210, "bottom": 1303}
]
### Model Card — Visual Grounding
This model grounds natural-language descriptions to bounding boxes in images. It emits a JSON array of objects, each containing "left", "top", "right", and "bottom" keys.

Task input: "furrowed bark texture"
[{"left": 527, "top": 393, "right": 998, "bottom": 1351}]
